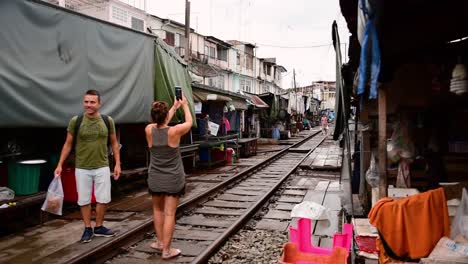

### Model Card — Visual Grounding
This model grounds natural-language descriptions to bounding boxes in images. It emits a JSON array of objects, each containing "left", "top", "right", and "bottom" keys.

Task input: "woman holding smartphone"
[{"left": 145, "top": 93, "right": 192, "bottom": 259}]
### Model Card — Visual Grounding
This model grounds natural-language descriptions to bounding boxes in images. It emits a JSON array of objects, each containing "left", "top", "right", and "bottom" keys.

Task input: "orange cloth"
[{"left": 368, "top": 188, "right": 450, "bottom": 263}]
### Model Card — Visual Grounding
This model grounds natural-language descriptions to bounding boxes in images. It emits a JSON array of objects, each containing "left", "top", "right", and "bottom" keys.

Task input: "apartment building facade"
[{"left": 44, "top": 0, "right": 287, "bottom": 95}]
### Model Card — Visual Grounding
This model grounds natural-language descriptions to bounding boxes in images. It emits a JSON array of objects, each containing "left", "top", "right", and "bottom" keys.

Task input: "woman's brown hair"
[{"left": 151, "top": 101, "right": 169, "bottom": 124}]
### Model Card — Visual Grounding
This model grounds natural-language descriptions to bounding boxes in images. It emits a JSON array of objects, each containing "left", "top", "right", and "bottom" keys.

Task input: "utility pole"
[
  {"left": 293, "top": 69, "right": 299, "bottom": 126},
  {"left": 293, "top": 69, "right": 297, "bottom": 89},
  {"left": 184, "top": 0, "right": 191, "bottom": 62}
]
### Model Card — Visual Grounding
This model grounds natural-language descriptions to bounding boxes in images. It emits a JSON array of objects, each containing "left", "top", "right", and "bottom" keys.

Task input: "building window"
[
  {"left": 241, "top": 79, "right": 252, "bottom": 93},
  {"left": 217, "top": 47, "right": 227, "bottom": 62},
  {"left": 218, "top": 75, "right": 225, "bottom": 89},
  {"left": 112, "top": 6, "right": 127, "bottom": 24},
  {"left": 246, "top": 54, "right": 253, "bottom": 70},
  {"left": 178, "top": 34, "right": 186, "bottom": 48},
  {"left": 263, "top": 84, "right": 268, "bottom": 93},
  {"left": 164, "top": 31, "right": 175, "bottom": 46},
  {"left": 209, "top": 47, "right": 216, "bottom": 59},
  {"left": 204, "top": 46, "right": 215, "bottom": 58},
  {"left": 266, "top": 65, "right": 271, "bottom": 76},
  {"left": 131, "top": 17, "right": 144, "bottom": 31},
  {"left": 236, "top": 53, "right": 240, "bottom": 65}
]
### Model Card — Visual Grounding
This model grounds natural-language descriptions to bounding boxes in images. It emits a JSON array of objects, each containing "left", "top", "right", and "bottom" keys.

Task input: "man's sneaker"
[
  {"left": 80, "top": 227, "right": 94, "bottom": 243},
  {"left": 93, "top": 226, "right": 115, "bottom": 237}
]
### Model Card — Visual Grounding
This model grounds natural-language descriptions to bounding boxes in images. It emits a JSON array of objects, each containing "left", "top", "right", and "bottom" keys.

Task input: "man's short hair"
[{"left": 85, "top": 89, "right": 101, "bottom": 102}]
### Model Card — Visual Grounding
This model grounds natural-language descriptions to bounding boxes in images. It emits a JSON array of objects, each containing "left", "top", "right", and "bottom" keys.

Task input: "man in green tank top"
[{"left": 54, "top": 90, "right": 121, "bottom": 243}]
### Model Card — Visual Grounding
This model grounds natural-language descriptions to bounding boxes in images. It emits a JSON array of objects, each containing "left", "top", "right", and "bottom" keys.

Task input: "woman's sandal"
[
  {"left": 150, "top": 241, "right": 163, "bottom": 251},
  {"left": 161, "top": 248, "right": 181, "bottom": 260}
]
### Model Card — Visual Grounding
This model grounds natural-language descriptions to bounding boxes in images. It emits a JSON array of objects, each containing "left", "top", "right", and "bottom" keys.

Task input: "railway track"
[{"left": 45, "top": 131, "right": 327, "bottom": 264}]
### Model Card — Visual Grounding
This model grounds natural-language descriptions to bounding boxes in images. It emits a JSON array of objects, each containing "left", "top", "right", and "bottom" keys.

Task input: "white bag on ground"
[
  {"left": 451, "top": 188, "right": 468, "bottom": 241},
  {"left": 41, "top": 177, "right": 64, "bottom": 215},
  {"left": 0, "top": 187, "right": 15, "bottom": 201},
  {"left": 291, "top": 201, "right": 330, "bottom": 220}
]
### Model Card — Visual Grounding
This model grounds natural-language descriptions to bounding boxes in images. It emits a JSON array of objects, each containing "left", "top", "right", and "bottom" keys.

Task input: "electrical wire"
[{"left": 256, "top": 42, "right": 348, "bottom": 49}]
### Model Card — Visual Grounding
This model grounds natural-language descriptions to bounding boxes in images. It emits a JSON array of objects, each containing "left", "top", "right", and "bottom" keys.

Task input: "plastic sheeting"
[
  {"left": 153, "top": 38, "right": 196, "bottom": 126},
  {"left": 332, "top": 21, "right": 350, "bottom": 140},
  {"left": 0, "top": 1, "right": 154, "bottom": 127}
]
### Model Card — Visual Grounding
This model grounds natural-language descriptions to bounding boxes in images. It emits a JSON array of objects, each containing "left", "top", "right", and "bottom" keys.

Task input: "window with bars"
[
  {"left": 112, "top": 6, "right": 127, "bottom": 24},
  {"left": 241, "top": 79, "right": 252, "bottom": 93},
  {"left": 131, "top": 17, "right": 144, "bottom": 31}
]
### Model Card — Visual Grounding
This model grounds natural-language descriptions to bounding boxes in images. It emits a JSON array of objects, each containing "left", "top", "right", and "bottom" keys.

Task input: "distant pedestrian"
[
  {"left": 54, "top": 89, "right": 121, "bottom": 243},
  {"left": 321, "top": 114, "right": 329, "bottom": 135},
  {"left": 145, "top": 94, "right": 192, "bottom": 260}
]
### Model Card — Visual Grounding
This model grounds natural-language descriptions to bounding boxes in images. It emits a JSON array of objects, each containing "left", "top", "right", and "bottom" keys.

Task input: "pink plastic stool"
[{"left": 289, "top": 218, "right": 353, "bottom": 257}]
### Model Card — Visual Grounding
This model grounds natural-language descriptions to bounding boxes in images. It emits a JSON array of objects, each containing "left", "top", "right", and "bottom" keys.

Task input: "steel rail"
[
  {"left": 65, "top": 130, "right": 321, "bottom": 264},
  {"left": 191, "top": 133, "right": 327, "bottom": 263}
]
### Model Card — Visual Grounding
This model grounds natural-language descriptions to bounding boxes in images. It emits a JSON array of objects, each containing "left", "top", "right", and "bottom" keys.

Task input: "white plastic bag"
[
  {"left": 291, "top": 201, "right": 330, "bottom": 220},
  {"left": 0, "top": 187, "right": 15, "bottom": 201},
  {"left": 366, "top": 154, "right": 379, "bottom": 188},
  {"left": 41, "top": 177, "right": 64, "bottom": 215},
  {"left": 451, "top": 188, "right": 468, "bottom": 241}
]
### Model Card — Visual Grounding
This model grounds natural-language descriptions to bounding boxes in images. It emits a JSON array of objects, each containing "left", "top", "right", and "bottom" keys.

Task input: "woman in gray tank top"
[{"left": 145, "top": 94, "right": 193, "bottom": 260}]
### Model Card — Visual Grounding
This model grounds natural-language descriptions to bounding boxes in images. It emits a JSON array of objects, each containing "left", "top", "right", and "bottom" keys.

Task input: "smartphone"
[{"left": 175, "top": 86, "right": 182, "bottom": 101}]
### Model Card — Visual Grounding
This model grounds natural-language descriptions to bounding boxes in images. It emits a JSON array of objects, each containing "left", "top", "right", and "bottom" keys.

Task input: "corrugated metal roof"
[
  {"left": 245, "top": 93, "right": 269, "bottom": 108},
  {"left": 192, "top": 90, "right": 232, "bottom": 102}
]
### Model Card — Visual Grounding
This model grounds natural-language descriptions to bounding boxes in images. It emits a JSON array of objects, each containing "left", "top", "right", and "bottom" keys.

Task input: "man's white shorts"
[{"left": 75, "top": 167, "right": 111, "bottom": 206}]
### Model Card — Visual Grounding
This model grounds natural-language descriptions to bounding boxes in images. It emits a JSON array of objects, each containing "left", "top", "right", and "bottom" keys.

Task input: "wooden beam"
[{"left": 378, "top": 85, "right": 388, "bottom": 198}]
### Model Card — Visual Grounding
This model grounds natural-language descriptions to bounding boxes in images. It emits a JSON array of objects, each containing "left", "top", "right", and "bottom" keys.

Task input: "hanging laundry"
[{"left": 357, "top": 0, "right": 381, "bottom": 99}]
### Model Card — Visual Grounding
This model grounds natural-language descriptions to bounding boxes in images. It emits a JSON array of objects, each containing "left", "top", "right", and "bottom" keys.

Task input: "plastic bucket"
[
  {"left": 8, "top": 159, "right": 46, "bottom": 195},
  {"left": 61, "top": 166, "right": 96, "bottom": 203},
  {"left": 226, "top": 149, "right": 234, "bottom": 164},
  {"left": 199, "top": 147, "right": 209, "bottom": 161}
]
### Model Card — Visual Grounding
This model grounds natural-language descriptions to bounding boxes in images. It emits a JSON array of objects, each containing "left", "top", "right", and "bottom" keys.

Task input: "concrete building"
[
  {"left": 44, "top": 0, "right": 147, "bottom": 32},
  {"left": 43, "top": 0, "right": 287, "bottom": 96}
]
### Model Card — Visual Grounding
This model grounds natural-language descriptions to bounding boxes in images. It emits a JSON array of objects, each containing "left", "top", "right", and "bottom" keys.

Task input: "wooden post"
[
  {"left": 360, "top": 102, "right": 372, "bottom": 209},
  {"left": 378, "top": 85, "right": 387, "bottom": 198}
]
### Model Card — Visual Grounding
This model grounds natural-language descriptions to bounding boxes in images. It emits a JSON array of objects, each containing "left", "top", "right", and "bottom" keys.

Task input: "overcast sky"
[{"left": 135, "top": 0, "right": 349, "bottom": 88}]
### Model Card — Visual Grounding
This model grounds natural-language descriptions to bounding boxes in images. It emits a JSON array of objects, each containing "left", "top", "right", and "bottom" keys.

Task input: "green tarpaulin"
[{"left": 153, "top": 38, "right": 196, "bottom": 126}]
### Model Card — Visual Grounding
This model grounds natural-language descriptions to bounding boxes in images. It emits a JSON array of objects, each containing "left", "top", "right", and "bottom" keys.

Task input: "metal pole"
[{"left": 184, "top": 0, "right": 191, "bottom": 62}]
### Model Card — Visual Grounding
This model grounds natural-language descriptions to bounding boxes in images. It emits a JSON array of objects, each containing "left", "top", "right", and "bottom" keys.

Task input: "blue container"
[{"left": 199, "top": 147, "right": 209, "bottom": 161}]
